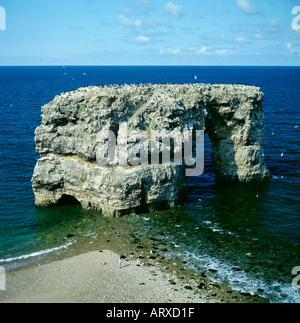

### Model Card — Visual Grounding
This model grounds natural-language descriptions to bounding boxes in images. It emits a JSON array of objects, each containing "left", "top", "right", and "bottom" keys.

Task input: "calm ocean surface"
[{"left": 0, "top": 66, "right": 299, "bottom": 302}]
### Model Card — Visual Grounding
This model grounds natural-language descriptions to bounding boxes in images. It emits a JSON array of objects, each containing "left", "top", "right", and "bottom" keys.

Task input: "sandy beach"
[
  {"left": 0, "top": 250, "right": 207, "bottom": 303},
  {"left": 0, "top": 246, "right": 268, "bottom": 303}
]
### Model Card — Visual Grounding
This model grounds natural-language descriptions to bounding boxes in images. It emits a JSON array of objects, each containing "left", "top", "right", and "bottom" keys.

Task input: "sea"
[{"left": 0, "top": 66, "right": 299, "bottom": 303}]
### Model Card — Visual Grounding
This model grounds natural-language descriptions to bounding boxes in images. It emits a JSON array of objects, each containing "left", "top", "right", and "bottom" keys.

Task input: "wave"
[
  {"left": 149, "top": 226, "right": 300, "bottom": 303},
  {"left": 202, "top": 220, "right": 240, "bottom": 238},
  {"left": 0, "top": 240, "right": 76, "bottom": 267},
  {"left": 173, "top": 246, "right": 300, "bottom": 303}
]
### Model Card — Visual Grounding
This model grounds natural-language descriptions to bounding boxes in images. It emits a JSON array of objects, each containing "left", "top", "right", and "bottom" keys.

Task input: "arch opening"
[
  {"left": 56, "top": 194, "right": 81, "bottom": 206},
  {"left": 187, "top": 133, "right": 215, "bottom": 202}
]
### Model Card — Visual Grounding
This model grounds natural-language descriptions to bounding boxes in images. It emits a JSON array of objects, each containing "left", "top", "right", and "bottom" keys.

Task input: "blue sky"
[{"left": 0, "top": 0, "right": 299, "bottom": 65}]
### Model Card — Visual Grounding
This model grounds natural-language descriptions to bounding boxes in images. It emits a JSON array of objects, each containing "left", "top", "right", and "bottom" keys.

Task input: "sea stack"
[{"left": 32, "top": 83, "right": 270, "bottom": 216}]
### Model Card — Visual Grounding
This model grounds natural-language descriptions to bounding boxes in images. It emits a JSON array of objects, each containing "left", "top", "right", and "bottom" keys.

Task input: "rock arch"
[
  {"left": 56, "top": 194, "right": 81, "bottom": 206},
  {"left": 32, "top": 83, "right": 270, "bottom": 216}
]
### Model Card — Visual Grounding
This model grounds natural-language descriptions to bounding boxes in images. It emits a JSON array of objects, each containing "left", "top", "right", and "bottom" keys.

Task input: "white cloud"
[
  {"left": 164, "top": 1, "right": 183, "bottom": 18},
  {"left": 135, "top": 36, "right": 150, "bottom": 43},
  {"left": 236, "top": 0, "right": 257, "bottom": 14},
  {"left": 215, "top": 49, "right": 231, "bottom": 56},
  {"left": 196, "top": 46, "right": 210, "bottom": 55},
  {"left": 268, "top": 18, "right": 278, "bottom": 26},
  {"left": 196, "top": 47, "right": 232, "bottom": 56},
  {"left": 284, "top": 42, "right": 300, "bottom": 55},
  {"left": 286, "top": 42, "right": 292, "bottom": 50},
  {"left": 118, "top": 14, "right": 142, "bottom": 28},
  {"left": 236, "top": 35, "right": 246, "bottom": 43},
  {"left": 195, "top": 11, "right": 205, "bottom": 19},
  {"left": 263, "top": 18, "right": 281, "bottom": 34},
  {"left": 254, "top": 32, "right": 263, "bottom": 39},
  {"left": 159, "top": 48, "right": 182, "bottom": 55},
  {"left": 159, "top": 47, "right": 232, "bottom": 57}
]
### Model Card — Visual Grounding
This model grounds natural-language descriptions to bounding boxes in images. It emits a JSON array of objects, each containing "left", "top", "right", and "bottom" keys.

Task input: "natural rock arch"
[{"left": 32, "top": 83, "right": 270, "bottom": 216}]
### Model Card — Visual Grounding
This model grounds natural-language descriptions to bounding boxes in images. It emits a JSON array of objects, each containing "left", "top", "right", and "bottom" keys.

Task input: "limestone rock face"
[{"left": 32, "top": 83, "right": 270, "bottom": 216}]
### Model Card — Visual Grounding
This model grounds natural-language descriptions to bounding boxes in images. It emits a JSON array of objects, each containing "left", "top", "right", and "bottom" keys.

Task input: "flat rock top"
[
  {"left": 42, "top": 83, "right": 263, "bottom": 123},
  {"left": 55, "top": 83, "right": 262, "bottom": 101}
]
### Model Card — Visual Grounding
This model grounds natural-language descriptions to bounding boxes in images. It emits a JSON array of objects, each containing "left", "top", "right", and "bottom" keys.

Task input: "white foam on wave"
[
  {"left": 0, "top": 240, "right": 75, "bottom": 265},
  {"left": 154, "top": 229, "right": 300, "bottom": 303},
  {"left": 84, "top": 232, "right": 96, "bottom": 237},
  {"left": 202, "top": 220, "right": 240, "bottom": 238},
  {"left": 174, "top": 247, "right": 300, "bottom": 303}
]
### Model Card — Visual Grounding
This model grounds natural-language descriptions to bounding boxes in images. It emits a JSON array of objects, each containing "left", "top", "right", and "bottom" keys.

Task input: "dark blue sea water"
[{"left": 0, "top": 66, "right": 299, "bottom": 302}]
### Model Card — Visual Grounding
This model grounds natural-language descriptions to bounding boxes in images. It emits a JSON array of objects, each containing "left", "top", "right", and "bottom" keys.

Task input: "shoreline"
[
  {"left": 0, "top": 250, "right": 210, "bottom": 303},
  {"left": 0, "top": 230, "right": 269, "bottom": 303}
]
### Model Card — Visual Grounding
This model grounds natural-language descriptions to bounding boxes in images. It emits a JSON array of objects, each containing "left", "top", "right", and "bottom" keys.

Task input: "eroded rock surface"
[{"left": 32, "top": 83, "right": 270, "bottom": 216}]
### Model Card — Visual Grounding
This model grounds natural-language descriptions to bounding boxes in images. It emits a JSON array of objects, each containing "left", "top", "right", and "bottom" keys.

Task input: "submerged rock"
[{"left": 32, "top": 83, "right": 270, "bottom": 216}]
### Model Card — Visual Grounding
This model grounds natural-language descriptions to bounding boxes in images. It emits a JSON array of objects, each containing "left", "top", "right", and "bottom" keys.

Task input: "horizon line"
[{"left": 0, "top": 64, "right": 300, "bottom": 68}]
